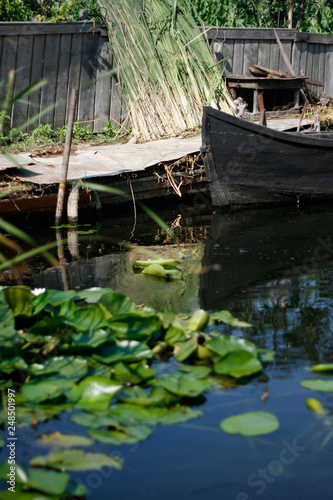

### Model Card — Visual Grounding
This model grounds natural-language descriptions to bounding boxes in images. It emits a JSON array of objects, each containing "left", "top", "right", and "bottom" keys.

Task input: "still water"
[{"left": 1, "top": 201, "right": 333, "bottom": 499}]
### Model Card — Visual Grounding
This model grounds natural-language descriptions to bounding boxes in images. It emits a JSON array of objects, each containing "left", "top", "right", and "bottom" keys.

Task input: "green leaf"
[
  {"left": 109, "top": 403, "right": 168, "bottom": 424},
  {"left": 187, "top": 309, "right": 209, "bottom": 331},
  {"left": 300, "top": 379, "right": 333, "bottom": 392},
  {"left": 29, "top": 315, "right": 67, "bottom": 336},
  {"left": 30, "top": 356, "right": 88, "bottom": 381},
  {"left": 159, "top": 405, "right": 203, "bottom": 425},
  {"left": 206, "top": 335, "right": 257, "bottom": 357},
  {"left": 88, "top": 424, "right": 152, "bottom": 445},
  {"left": 99, "top": 291, "right": 136, "bottom": 315},
  {"left": 310, "top": 364, "right": 333, "bottom": 373},
  {"left": 32, "top": 290, "right": 76, "bottom": 314},
  {"left": 133, "top": 258, "right": 180, "bottom": 268},
  {"left": 155, "top": 372, "right": 211, "bottom": 397},
  {"left": 76, "top": 287, "right": 115, "bottom": 303},
  {"left": 118, "top": 386, "right": 153, "bottom": 406},
  {"left": 210, "top": 311, "right": 252, "bottom": 327},
  {"left": 220, "top": 412, "right": 279, "bottom": 436},
  {"left": 175, "top": 337, "right": 197, "bottom": 361},
  {"left": 112, "top": 360, "right": 156, "bottom": 384},
  {"left": 75, "top": 377, "right": 122, "bottom": 410},
  {"left": 165, "top": 325, "right": 186, "bottom": 344},
  {"left": 67, "top": 304, "right": 110, "bottom": 332},
  {"left": 21, "top": 376, "right": 73, "bottom": 403},
  {"left": 0, "top": 305, "right": 18, "bottom": 347},
  {"left": 35, "top": 432, "right": 93, "bottom": 449},
  {"left": 142, "top": 263, "right": 166, "bottom": 277},
  {"left": 93, "top": 340, "right": 153, "bottom": 364},
  {"left": 70, "top": 411, "right": 119, "bottom": 429},
  {"left": 0, "top": 434, "right": 5, "bottom": 448},
  {"left": 71, "top": 329, "right": 113, "bottom": 349},
  {"left": 30, "top": 449, "right": 123, "bottom": 471},
  {"left": 214, "top": 351, "right": 262, "bottom": 378},
  {"left": 109, "top": 312, "right": 162, "bottom": 340},
  {"left": 3, "top": 286, "right": 33, "bottom": 316}
]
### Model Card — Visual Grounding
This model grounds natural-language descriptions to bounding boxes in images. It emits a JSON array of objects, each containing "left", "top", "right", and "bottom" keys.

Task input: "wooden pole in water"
[{"left": 55, "top": 88, "right": 77, "bottom": 226}]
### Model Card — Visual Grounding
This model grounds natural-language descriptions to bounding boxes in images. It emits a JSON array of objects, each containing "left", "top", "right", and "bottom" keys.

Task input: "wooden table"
[{"left": 226, "top": 75, "right": 305, "bottom": 113}]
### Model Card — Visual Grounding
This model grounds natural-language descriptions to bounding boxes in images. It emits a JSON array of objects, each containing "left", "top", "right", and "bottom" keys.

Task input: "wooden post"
[
  {"left": 67, "top": 181, "right": 80, "bottom": 224},
  {"left": 55, "top": 88, "right": 77, "bottom": 226},
  {"left": 258, "top": 91, "right": 267, "bottom": 127}
]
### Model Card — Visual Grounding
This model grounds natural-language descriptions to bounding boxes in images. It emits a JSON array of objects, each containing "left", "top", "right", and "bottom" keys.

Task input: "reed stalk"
[{"left": 97, "top": 0, "right": 235, "bottom": 139}]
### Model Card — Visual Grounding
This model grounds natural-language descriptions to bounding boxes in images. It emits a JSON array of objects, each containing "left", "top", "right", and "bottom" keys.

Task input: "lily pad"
[
  {"left": 210, "top": 310, "right": 252, "bottom": 327},
  {"left": 109, "top": 312, "right": 162, "bottom": 340},
  {"left": 206, "top": 335, "right": 257, "bottom": 357},
  {"left": 30, "top": 356, "right": 88, "bottom": 381},
  {"left": 214, "top": 351, "right": 262, "bottom": 378},
  {"left": 74, "top": 377, "right": 123, "bottom": 410},
  {"left": 155, "top": 372, "right": 211, "bottom": 397},
  {"left": 93, "top": 340, "right": 153, "bottom": 364},
  {"left": 21, "top": 376, "right": 73, "bottom": 403},
  {"left": 142, "top": 263, "right": 166, "bottom": 277},
  {"left": 175, "top": 337, "right": 198, "bottom": 361},
  {"left": 30, "top": 449, "right": 123, "bottom": 471},
  {"left": 35, "top": 432, "right": 93, "bottom": 449},
  {"left": 300, "top": 379, "right": 333, "bottom": 392},
  {"left": 220, "top": 411, "right": 279, "bottom": 436},
  {"left": 310, "top": 364, "right": 333, "bottom": 373}
]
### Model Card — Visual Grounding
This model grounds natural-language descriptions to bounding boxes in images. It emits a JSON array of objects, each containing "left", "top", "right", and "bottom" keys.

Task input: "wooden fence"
[{"left": 1, "top": 23, "right": 333, "bottom": 132}]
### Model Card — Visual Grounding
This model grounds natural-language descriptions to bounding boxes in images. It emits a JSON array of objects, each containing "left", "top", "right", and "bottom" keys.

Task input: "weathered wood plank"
[
  {"left": 292, "top": 40, "right": 301, "bottom": 75},
  {"left": 310, "top": 43, "right": 321, "bottom": 96},
  {"left": 318, "top": 44, "right": 326, "bottom": 95},
  {"left": 40, "top": 34, "right": 61, "bottom": 126},
  {"left": 299, "top": 41, "right": 308, "bottom": 76},
  {"left": 278, "top": 40, "right": 292, "bottom": 73},
  {"left": 232, "top": 40, "right": 244, "bottom": 75},
  {"left": 0, "top": 22, "right": 106, "bottom": 36},
  {"left": 269, "top": 39, "right": 280, "bottom": 71},
  {"left": 94, "top": 36, "right": 112, "bottom": 133},
  {"left": 110, "top": 68, "right": 122, "bottom": 128},
  {"left": 324, "top": 45, "right": 333, "bottom": 97},
  {"left": 258, "top": 40, "right": 270, "bottom": 67},
  {"left": 12, "top": 35, "right": 34, "bottom": 128},
  {"left": 54, "top": 34, "right": 72, "bottom": 129},
  {"left": 243, "top": 40, "right": 259, "bottom": 75},
  {"left": 27, "top": 35, "right": 45, "bottom": 131},
  {"left": 0, "top": 36, "right": 18, "bottom": 128},
  {"left": 206, "top": 27, "right": 296, "bottom": 41},
  {"left": 296, "top": 32, "right": 333, "bottom": 45},
  {"left": 78, "top": 32, "right": 99, "bottom": 130},
  {"left": 67, "top": 34, "right": 83, "bottom": 123},
  {"left": 216, "top": 40, "right": 234, "bottom": 75}
]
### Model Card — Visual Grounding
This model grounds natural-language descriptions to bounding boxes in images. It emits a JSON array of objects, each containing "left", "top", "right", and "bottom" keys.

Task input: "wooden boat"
[{"left": 201, "top": 106, "right": 333, "bottom": 206}]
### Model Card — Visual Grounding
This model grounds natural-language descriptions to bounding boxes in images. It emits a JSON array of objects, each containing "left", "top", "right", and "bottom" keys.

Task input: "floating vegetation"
[
  {"left": 220, "top": 411, "right": 280, "bottom": 437},
  {"left": 0, "top": 284, "right": 275, "bottom": 497},
  {"left": 133, "top": 257, "right": 182, "bottom": 279}
]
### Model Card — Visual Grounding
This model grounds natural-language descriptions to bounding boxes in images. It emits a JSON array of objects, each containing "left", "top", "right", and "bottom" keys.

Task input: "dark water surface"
[{"left": 1, "top": 202, "right": 333, "bottom": 499}]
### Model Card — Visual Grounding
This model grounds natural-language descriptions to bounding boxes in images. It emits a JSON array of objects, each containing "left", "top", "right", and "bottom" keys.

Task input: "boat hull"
[{"left": 201, "top": 106, "right": 333, "bottom": 206}]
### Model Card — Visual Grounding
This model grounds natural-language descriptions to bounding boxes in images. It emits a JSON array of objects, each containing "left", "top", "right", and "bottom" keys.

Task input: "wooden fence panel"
[{"left": 1, "top": 23, "right": 333, "bottom": 132}]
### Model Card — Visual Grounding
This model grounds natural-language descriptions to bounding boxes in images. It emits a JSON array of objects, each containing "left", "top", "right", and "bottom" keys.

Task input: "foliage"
[
  {"left": 97, "top": 0, "right": 234, "bottom": 140},
  {"left": 0, "top": 0, "right": 103, "bottom": 22},
  {"left": 0, "top": 284, "right": 275, "bottom": 497}
]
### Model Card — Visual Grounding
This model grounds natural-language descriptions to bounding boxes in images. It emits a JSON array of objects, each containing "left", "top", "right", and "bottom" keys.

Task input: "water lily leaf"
[
  {"left": 0, "top": 356, "right": 28, "bottom": 374},
  {"left": 53, "top": 299, "right": 77, "bottom": 320},
  {"left": 21, "top": 376, "right": 73, "bottom": 403},
  {"left": 112, "top": 360, "right": 156, "bottom": 384},
  {"left": 133, "top": 258, "right": 180, "bottom": 269},
  {"left": 109, "top": 403, "right": 168, "bottom": 424},
  {"left": 30, "top": 356, "right": 88, "bottom": 381},
  {"left": 300, "top": 379, "right": 333, "bottom": 392},
  {"left": 93, "top": 340, "right": 153, "bottom": 364},
  {"left": 118, "top": 386, "right": 153, "bottom": 406},
  {"left": 67, "top": 304, "right": 110, "bottom": 332},
  {"left": 148, "top": 386, "right": 181, "bottom": 405},
  {"left": 32, "top": 290, "right": 76, "bottom": 314},
  {"left": 258, "top": 349, "right": 275, "bottom": 362},
  {"left": 30, "top": 449, "right": 123, "bottom": 471},
  {"left": 99, "top": 290, "right": 136, "bottom": 315},
  {"left": 206, "top": 335, "right": 257, "bottom": 357},
  {"left": 159, "top": 405, "right": 203, "bottom": 425},
  {"left": 109, "top": 312, "right": 162, "bottom": 340},
  {"left": 306, "top": 398, "right": 326, "bottom": 413},
  {"left": 214, "top": 351, "right": 262, "bottom": 378},
  {"left": 29, "top": 316, "right": 67, "bottom": 336},
  {"left": 220, "top": 411, "right": 279, "bottom": 436},
  {"left": 71, "top": 329, "right": 113, "bottom": 349},
  {"left": 179, "top": 365, "right": 212, "bottom": 379},
  {"left": 187, "top": 309, "right": 209, "bottom": 332},
  {"left": 0, "top": 489, "right": 51, "bottom": 500},
  {"left": 142, "top": 263, "right": 166, "bottom": 277},
  {"left": 165, "top": 325, "right": 186, "bottom": 344},
  {"left": 0, "top": 305, "right": 19, "bottom": 347},
  {"left": 210, "top": 311, "right": 252, "bottom": 327},
  {"left": 0, "top": 434, "right": 4, "bottom": 448},
  {"left": 75, "top": 377, "right": 122, "bottom": 409},
  {"left": 3, "top": 286, "right": 33, "bottom": 316},
  {"left": 155, "top": 372, "right": 211, "bottom": 397},
  {"left": 77, "top": 287, "right": 115, "bottom": 303},
  {"left": 175, "top": 337, "right": 198, "bottom": 361},
  {"left": 310, "top": 364, "right": 333, "bottom": 373},
  {"left": 35, "top": 432, "right": 93, "bottom": 448},
  {"left": 88, "top": 424, "right": 152, "bottom": 445},
  {"left": 70, "top": 411, "right": 119, "bottom": 429}
]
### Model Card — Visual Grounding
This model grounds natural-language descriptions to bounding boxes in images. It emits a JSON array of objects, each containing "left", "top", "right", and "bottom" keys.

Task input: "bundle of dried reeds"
[{"left": 97, "top": 0, "right": 234, "bottom": 139}]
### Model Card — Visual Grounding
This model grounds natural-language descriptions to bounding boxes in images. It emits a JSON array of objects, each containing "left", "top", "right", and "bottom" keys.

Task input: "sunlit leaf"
[
  {"left": 155, "top": 372, "right": 211, "bottom": 397},
  {"left": 206, "top": 335, "right": 257, "bottom": 357},
  {"left": 109, "top": 312, "right": 162, "bottom": 340},
  {"left": 21, "top": 376, "right": 73, "bottom": 403},
  {"left": 30, "top": 356, "right": 88, "bottom": 381},
  {"left": 214, "top": 351, "right": 262, "bottom": 378},
  {"left": 30, "top": 449, "right": 123, "bottom": 471},
  {"left": 220, "top": 412, "right": 279, "bottom": 436},
  {"left": 99, "top": 290, "right": 136, "bottom": 315},
  {"left": 75, "top": 377, "right": 122, "bottom": 410},
  {"left": 175, "top": 337, "right": 198, "bottom": 361},
  {"left": 210, "top": 311, "right": 252, "bottom": 327},
  {"left": 300, "top": 379, "right": 333, "bottom": 392},
  {"left": 3, "top": 286, "right": 33, "bottom": 316},
  {"left": 93, "top": 340, "right": 153, "bottom": 364},
  {"left": 310, "top": 364, "right": 333, "bottom": 373},
  {"left": 35, "top": 432, "right": 93, "bottom": 449}
]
